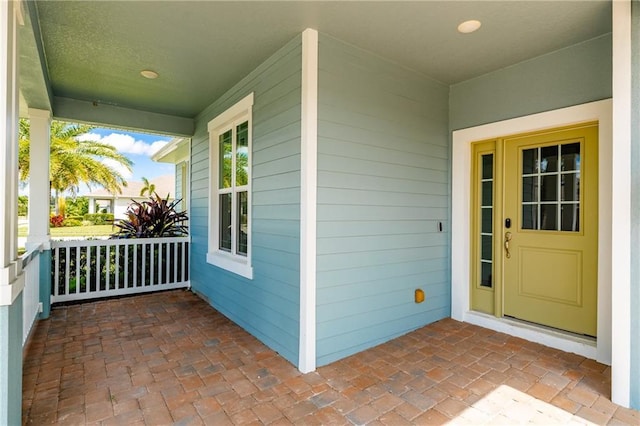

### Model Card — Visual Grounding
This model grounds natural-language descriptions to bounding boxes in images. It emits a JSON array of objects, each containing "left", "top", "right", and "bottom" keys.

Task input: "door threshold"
[
  {"left": 464, "top": 310, "right": 599, "bottom": 361},
  {"left": 503, "top": 315, "right": 596, "bottom": 341}
]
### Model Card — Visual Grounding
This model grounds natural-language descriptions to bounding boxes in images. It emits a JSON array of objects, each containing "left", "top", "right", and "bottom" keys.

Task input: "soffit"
[{"left": 29, "top": 1, "right": 611, "bottom": 120}]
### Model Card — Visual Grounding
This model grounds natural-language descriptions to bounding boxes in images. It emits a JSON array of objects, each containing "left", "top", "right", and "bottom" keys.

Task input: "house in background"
[
  {"left": 152, "top": 138, "right": 190, "bottom": 212},
  {"left": 85, "top": 174, "right": 175, "bottom": 219},
  {"left": 1, "top": 2, "right": 639, "bottom": 424}
]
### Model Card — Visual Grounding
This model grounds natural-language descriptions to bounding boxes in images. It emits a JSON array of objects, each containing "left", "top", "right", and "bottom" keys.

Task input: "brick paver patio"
[{"left": 22, "top": 290, "right": 639, "bottom": 425}]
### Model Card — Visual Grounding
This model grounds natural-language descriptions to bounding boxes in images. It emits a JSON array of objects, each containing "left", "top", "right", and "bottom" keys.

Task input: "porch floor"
[{"left": 23, "top": 290, "right": 639, "bottom": 425}]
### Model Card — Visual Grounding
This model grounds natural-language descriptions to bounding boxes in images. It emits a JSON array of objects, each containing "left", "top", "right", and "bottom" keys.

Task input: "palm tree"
[
  {"left": 139, "top": 177, "right": 156, "bottom": 197},
  {"left": 18, "top": 119, "right": 134, "bottom": 215}
]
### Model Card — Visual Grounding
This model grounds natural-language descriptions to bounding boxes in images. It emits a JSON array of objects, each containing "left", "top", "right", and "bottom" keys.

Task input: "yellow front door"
[{"left": 502, "top": 124, "right": 598, "bottom": 336}]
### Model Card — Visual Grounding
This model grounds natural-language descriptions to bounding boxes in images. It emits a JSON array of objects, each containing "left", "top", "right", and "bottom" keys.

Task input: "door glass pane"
[
  {"left": 522, "top": 204, "right": 537, "bottom": 230},
  {"left": 561, "top": 173, "right": 580, "bottom": 202},
  {"left": 219, "top": 193, "right": 232, "bottom": 251},
  {"left": 561, "top": 143, "right": 580, "bottom": 171},
  {"left": 540, "top": 145, "right": 558, "bottom": 173},
  {"left": 236, "top": 121, "right": 249, "bottom": 186},
  {"left": 482, "top": 154, "right": 493, "bottom": 179},
  {"left": 540, "top": 175, "right": 558, "bottom": 201},
  {"left": 481, "top": 208, "right": 492, "bottom": 234},
  {"left": 522, "top": 148, "right": 538, "bottom": 174},
  {"left": 219, "top": 130, "right": 232, "bottom": 189},
  {"left": 482, "top": 181, "right": 492, "bottom": 206},
  {"left": 237, "top": 191, "right": 248, "bottom": 256},
  {"left": 561, "top": 204, "right": 580, "bottom": 232},
  {"left": 481, "top": 235, "right": 492, "bottom": 260},
  {"left": 481, "top": 262, "right": 492, "bottom": 288},
  {"left": 540, "top": 204, "right": 558, "bottom": 230},
  {"left": 522, "top": 177, "right": 538, "bottom": 203}
]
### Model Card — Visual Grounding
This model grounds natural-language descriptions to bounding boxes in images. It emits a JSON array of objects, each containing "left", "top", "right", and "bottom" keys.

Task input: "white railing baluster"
[
  {"left": 182, "top": 241, "right": 187, "bottom": 281},
  {"left": 173, "top": 242, "right": 178, "bottom": 284},
  {"left": 86, "top": 246, "right": 91, "bottom": 293},
  {"left": 124, "top": 242, "right": 129, "bottom": 288},
  {"left": 156, "top": 244, "right": 164, "bottom": 284},
  {"left": 142, "top": 242, "right": 146, "bottom": 286},
  {"left": 96, "top": 245, "right": 101, "bottom": 291},
  {"left": 64, "top": 247, "right": 70, "bottom": 296},
  {"left": 150, "top": 243, "right": 155, "bottom": 286},
  {"left": 133, "top": 243, "right": 137, "bottom": 287},
  {"left": 106, "top": 244, "right": 111, "bottom": 290},
  {"left": 76, "top": 246, "right": 81, "bottom": 294},
  {"left": 54, "top": 246, "right": 60, "bottom": 297},
  {"left": 162, "top": 243, "right": 171, "bottom": 284},
  {"left": 115, "top": 244, "right": 120, "bottom": 289}
]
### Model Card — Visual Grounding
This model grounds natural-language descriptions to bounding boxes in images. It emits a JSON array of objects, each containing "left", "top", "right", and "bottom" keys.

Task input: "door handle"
[{"left": 504, "top": 232, "right": 512, "bottom": 258}]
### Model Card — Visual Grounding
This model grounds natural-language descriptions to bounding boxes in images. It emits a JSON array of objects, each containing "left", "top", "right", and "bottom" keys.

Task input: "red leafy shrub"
[{"left": 50, "top": 214, "right": 65, "bottom": 227}]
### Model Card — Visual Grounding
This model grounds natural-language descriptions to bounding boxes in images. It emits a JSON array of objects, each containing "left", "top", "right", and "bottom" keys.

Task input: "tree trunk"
[{"left": 54, "top": 189, "right": 66, "bottom": 217}]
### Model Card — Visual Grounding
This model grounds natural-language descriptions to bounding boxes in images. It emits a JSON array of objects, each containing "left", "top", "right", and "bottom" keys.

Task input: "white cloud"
[{"left": 77, "top": 132, "right": 169, "bottom": 156}]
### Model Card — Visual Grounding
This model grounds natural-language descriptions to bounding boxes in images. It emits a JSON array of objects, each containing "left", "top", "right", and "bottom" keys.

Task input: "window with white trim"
[{"left": 207, "top": 93, "right": 254, "bottom": 279}]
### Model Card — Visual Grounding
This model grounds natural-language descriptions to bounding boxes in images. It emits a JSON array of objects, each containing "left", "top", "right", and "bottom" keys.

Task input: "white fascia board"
[{"left": 151, "top": 137, "right": 188, "bottom": 163}]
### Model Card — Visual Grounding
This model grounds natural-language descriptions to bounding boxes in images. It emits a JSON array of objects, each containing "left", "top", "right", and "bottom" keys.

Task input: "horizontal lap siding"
[
  {"left": 316, "top": 35, "right": 450, "bottom": 366},
  {"left": 449, "top": 34, "right": 612, "bottom": 131},
  {"left": 175, "top": 163, "right": 183, "bottom": 201},
  {"left": 190, "top": 36, "right": 302, "bottom": 365}
]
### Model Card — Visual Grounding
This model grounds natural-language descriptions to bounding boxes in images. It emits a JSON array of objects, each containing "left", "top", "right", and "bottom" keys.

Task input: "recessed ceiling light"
[
  {"left": 457, "top": 20, "right": 482, "bottom": 34},
  {"left": 140, "top": 70, "right": 159, "bottom": 79}
]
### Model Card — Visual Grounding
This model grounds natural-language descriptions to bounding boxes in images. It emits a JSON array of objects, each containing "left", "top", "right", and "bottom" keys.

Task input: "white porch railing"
[
  {"left": 51, "top": 237, "right": 189, "bottom": 304},
  {"left": 21, "top": 245, "right": 42, "bottom": 346}
]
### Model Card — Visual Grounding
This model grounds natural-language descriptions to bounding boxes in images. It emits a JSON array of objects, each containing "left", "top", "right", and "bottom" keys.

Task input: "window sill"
[{"left": 206, "top": 251, "right": 253, "bottom": 280}]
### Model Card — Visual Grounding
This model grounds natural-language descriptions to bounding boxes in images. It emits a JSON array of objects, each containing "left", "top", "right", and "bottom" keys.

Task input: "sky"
[{"left": 74, "top": 128, "right": 175, "bottom": 194}]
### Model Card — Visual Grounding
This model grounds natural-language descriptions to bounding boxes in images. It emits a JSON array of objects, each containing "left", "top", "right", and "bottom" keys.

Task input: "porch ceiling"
[{"left": 21, "top": 1, "right": 611, "bottom": 135}]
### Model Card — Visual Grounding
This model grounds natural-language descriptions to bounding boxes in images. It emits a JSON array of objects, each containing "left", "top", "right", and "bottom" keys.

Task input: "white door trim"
[{"left": 451, "top": 99, "right": 612, "bottom": 366}]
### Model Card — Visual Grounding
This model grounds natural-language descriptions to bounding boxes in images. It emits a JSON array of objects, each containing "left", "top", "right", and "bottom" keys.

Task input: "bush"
[
  {"left": 18, "top": 195, "right": 28, "bottom": 216},
  {"left": 67, "top": 215, "right": 84, "bottom": 221},
  {"left": 82, "top": 220, "right": 94, "bottom": 226},
  {"left": 83, "top": 213, "right": 114, "bottom": 225},
  {"left": 50, "top": 214, "right": 64, "bottom": 227},
  {"left": 65, "top": 196, "right": 89, "bottom": 217},
  {"left": 63, "top": 218, "right": 82, "bottom": 227},
  {"left": 112, "top": 193, "right": 188, "bottom": 239}
]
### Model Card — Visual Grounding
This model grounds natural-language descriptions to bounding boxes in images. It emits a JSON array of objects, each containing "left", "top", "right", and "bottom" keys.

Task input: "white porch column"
[
  {"left": 26, "top": 109, "right": 51, "bottom": 250},
  {"left": 299, "top": 28, "right": 318, "bottom": 373},
  {"left": 612, "top": 0, "right": 633, "bottom": 408},
  {"left": 0, "top": 2, "right": 26, "bottom": 425}
]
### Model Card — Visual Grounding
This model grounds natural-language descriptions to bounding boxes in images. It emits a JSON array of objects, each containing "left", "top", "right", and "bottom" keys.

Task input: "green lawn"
[{"left": 18, "top": 224, "right": 114, "bottom": 238}]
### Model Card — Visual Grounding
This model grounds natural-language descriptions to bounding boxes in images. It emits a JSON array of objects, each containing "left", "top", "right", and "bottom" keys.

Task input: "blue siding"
[
  {"left": 450, "top": 34, "right": 612, "bottom": 131},
  {"left": 189, "top": 36, "right": 302, "bottom": 365},
  {"left": 0, "top": 294, "right": 23, "bottom": 426},
  {"left": 316, "top": 34, "right": 450, "bottom": 366}
]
